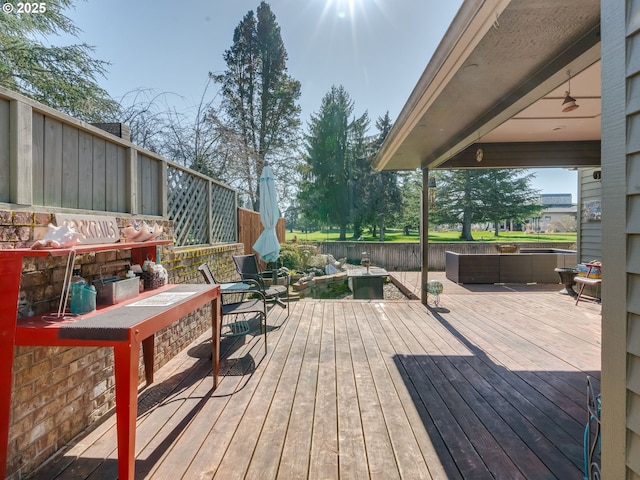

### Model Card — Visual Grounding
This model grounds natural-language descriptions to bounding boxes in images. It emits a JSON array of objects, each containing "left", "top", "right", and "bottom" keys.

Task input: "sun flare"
[{"left": 327, "top": 0, "right": 365, "bottom": 19}]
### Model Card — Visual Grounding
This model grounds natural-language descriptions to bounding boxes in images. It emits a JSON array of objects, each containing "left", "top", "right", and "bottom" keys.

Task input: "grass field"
[{"left": 286, "top": 228, "right": 577, "bottom": 243}]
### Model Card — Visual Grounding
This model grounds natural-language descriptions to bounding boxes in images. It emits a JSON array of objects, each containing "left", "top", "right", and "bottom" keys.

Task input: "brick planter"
[{"left": 292, "top": 272, "right": 349, "bottom": 298}]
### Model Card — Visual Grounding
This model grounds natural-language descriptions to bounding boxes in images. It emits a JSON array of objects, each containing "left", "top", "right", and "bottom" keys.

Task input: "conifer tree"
[
  {"left": 299, "top": 85, "right": 368, "bottom": 240},
  {"left": 212, "top": 1, "right": 301, "bottom": 209},
  {"left": 0, "top": 0, "right": 116, "bottom": 120}
]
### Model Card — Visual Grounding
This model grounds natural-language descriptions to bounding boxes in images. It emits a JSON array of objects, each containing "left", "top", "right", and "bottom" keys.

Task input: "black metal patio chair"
[
  {"left": 232, "top": 254, "right": 290, "bottom": 317},
  {"left": 198, "top": 263, "right": 267, "bottom": 353}
]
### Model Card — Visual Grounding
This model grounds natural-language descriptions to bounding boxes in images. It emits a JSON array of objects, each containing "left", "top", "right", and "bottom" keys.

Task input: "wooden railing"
[
  {"left": 0, "top": 86, "right": 237, "bottom": 246},
  {"left": 317, "top": 241, "right": 577, "bottom": 271}
]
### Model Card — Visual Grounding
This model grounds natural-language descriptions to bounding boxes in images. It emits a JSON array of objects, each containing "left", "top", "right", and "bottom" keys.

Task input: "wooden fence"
[
  {"left": 317, "top": 241, "right": 577, "bottom": 271},
  {"left": 238, "top": 207, "right": 285, "bottom": 257},
  {"left": 0, "top": 86, "right": 237, "bottom": 247}
]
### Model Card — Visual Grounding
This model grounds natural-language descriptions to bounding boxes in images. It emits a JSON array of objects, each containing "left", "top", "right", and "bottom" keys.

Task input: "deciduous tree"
[{"left": 430, "top": 169, "right": 542, "bottom": 240}]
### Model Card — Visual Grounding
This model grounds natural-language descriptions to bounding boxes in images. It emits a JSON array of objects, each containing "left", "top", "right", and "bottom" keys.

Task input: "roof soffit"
[{"left": 374, "top": 0, "right": 601, "bottom": 172}]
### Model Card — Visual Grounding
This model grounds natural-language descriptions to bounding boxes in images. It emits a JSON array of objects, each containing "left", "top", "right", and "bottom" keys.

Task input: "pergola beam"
[{"left": 438, "top": 140, "right": 601, "bottom": 169}]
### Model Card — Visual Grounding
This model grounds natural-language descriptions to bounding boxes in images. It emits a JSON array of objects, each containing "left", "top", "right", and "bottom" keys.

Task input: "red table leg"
[
  {"left": 113, "top": 342, "right": 140, "bottom": 480},
  {"left": 211, "top": 297, "right": 221, "bottom": 388},
  {"left": 0, "top": 256, "right": 26, "bottom": 477}
]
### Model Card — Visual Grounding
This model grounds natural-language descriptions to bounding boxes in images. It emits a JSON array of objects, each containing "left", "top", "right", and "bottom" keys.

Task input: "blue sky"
[{"left": 59, "top": 0, "right": 577, "bottom": 201}]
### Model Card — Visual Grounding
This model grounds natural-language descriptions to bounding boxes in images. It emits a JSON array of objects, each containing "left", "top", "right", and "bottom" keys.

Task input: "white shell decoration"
[
  {"left": 122, "top": 220, "right": 164, "bottom": 242},
  {"left": 122, "top": 226, "right": 140, "bottom": 241},
  {"left": 31, "top": 223, "right": 85, "bottom": 249},
  {"left": 134, "top": 222, "right": 154, "bottom": 242},
  {"left": 149, "top": 222, "right": 164, "bottom": 239}
]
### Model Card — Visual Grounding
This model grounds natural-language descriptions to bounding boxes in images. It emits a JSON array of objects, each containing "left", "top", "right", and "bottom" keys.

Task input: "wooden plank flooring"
[{"left": 29, "top": 276, "right": 601, "bottom": 479}]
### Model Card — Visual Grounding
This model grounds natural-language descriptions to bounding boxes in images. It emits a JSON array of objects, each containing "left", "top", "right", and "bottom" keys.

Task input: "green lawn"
[{"left": 286, "top": 228, "right": 577, "bottom": 243}]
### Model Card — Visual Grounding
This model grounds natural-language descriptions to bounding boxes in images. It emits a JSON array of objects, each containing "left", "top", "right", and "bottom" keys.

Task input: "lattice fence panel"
[
  {"left": 167, "top": 167, "right": 210, "bottom": 246},
  {"left": 210, "top": 181, "right": 237, "bottom": 243},
  {"left": 167, "top": 166, "right": 237, "bottom": 246}
]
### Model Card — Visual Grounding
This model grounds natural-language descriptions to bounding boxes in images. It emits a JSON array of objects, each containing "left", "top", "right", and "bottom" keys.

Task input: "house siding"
[
  {"left": 627, "top": 0, "right": 640, "bottom": 475},
  {"left": 602, "top": 0, "right": 635, "bottom": 477},
  {"left": 578, "top": 167, "right": 602, "bottom": 262}
]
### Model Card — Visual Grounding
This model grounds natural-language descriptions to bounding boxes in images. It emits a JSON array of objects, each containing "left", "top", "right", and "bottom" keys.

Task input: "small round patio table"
[{"left": 554, "top": 267, "right": 578, "bottom": 296}]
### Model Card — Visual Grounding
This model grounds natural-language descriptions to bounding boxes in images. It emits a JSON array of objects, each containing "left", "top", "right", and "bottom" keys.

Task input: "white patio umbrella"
[{"left": 252, "top": 164, "right": 281, "bottom": 263}]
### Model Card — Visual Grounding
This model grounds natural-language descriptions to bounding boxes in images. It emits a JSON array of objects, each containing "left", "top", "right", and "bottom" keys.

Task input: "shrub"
[{"left": 279, "top": 242, "right": 318, "bottom": 271}]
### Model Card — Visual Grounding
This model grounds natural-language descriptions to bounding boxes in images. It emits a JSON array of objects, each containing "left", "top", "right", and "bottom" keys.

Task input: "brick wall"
[{"left": 2, "top": 209, "right": 243, "bottom": 479}]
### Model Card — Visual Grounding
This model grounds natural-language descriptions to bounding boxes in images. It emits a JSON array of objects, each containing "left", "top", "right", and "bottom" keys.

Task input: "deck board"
[
  {"left": 308, "top": 303, "right": 339, "bottom": 480},
  {"left": 274, "top": 302, "right": 320, "bottom": 480},
  {"left": 27, "top": 274, "right": 601, "bottom": 480}
]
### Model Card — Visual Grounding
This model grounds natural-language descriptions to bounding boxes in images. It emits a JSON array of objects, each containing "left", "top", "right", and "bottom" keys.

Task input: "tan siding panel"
[
  {"left": 629, "top": 21, "right": 640, "bottom": 76},
  {"left": 630, "top": 25, "right": 640, "bottom": 477},
  {"left": 43, "top": 116, "right": 63, "bottom": 207},
  {"left": 629, "top": 114, "right": 640, "bottom": 154},
  {"left": 579, "top": 169, "right": 602, "bottom": 263},
  {"left": 92, "top": 137, "right": 106, "bottom": 211},
  {"left": 630, "top": 195, "right": 640, "bottom": 233},
  {"left": 78, "top": 131, "right": 93, "bottom": 209},
  {"left": 31, "top": 112, "right": 45, "bottom": 205},
  {"left": 0, "top": 98, "right": 9, "bottom": 202},
  {"left": 630, "top": 352, "right": 640, "bottom": 395},
  {"left": 630, "top": 236, "right": 640, "bottom": 273},
  {"left": 630, "top": 392, "right": 640, "bottom": 435},
  {"left": 629, "top": 431, "right": 640, "bottom": 476},
  {"left": 602, "top": 1, "right": 629, "bottom": 476},
  {"left": 630, "top": 77, "right": 640, "bottom": 116},
  {"left": 581, "top": 183, "right": 602, "bottom": 197},
  {"left": 581, "top": 249, "right": 601, "bottom": 261},
  {"left": 630, "top": 0, "right": 640, "bottom": 36},
  {"left": 631, "top": 314, "right": 640, "bottom": 357},
  {"left": 629, "top": 153, "right": 640, "bottom": 194},
  {"left": 631, "top": 276, "right": 640, "bottom": 316},
  {"left": 61, "top": 124, "right": 79, "bottom": 209}
]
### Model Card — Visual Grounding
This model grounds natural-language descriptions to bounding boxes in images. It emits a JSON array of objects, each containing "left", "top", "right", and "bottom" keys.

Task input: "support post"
[{"left": 421, "top": 168, "right": 430, "bottom": 304}]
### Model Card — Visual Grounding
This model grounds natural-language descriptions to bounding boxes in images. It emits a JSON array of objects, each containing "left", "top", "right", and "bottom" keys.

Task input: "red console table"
[{"left": 0, "top": 243, "right": 221, "bottom": 480}]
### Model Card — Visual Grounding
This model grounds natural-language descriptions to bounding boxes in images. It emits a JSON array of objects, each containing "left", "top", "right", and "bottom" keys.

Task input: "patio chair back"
[
  {"left": 198, "top": 263, "right": 268, "bottom": 351},
  {"left": 233, "top": 254, "right": 290, "bottom": 316},
  {"left": 233, "top": 254, "right": 262, "bottom": 282},
  {"left": 198, "top": 263, "right": 217, "bottom": 285}
]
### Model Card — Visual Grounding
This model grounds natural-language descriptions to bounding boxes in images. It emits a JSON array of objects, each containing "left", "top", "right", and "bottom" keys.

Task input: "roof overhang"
[{"left": 373, "top": 0, "right": 601, "bottom": 171}]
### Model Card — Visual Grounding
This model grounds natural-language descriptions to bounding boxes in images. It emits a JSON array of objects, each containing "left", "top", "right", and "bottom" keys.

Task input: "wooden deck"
[{"left": 30, "top": 275, "right": 601, "bottom": 479}]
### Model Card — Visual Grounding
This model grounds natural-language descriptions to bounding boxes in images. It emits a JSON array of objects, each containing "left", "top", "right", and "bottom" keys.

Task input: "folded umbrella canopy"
[{"left": 252, "top": 164, "right": 281, "bottom": 263}]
